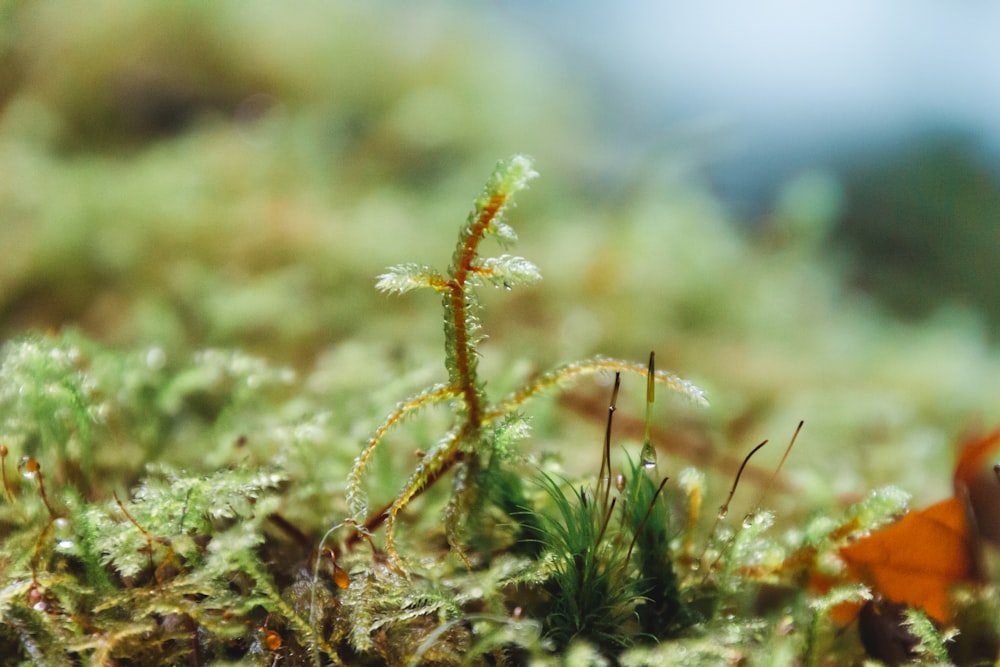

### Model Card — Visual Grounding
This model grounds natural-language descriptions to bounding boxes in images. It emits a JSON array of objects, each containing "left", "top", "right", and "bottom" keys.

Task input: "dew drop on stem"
[
  {"left": 19, "top": 456, "right": 39, "bottom": 480},
  {"left": 640, "top": 442, "right": 657, "bottom": 469}
]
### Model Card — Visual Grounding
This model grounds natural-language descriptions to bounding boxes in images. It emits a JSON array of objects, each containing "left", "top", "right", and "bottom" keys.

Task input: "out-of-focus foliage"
[{"left": 836, "top": 138, "right": 1000, "bottom": 329}]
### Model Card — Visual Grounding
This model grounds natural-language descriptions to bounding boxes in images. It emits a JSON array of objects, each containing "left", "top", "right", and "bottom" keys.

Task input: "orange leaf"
[
  {"left": 953, "top": 426, "right": 1000, "bottom": 489},
  {"left": 954, "top": 426, "right": 1000, "bottom": 544},
  {"left": 839, "top": 496, "right": 975, "bottom": 623}
]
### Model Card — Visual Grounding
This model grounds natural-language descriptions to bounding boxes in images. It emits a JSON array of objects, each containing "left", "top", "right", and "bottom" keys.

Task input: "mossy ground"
[{"left": 2, "top": 2, "right": 999, "bottom": 665}]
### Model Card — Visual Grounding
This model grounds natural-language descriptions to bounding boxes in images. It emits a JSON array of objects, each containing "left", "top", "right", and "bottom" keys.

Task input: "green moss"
[
  {"left": 2, "top": 2, "right": 1000, "bottom": 664},
  {"left": 1, "top": 158, "right": 998, "bottom": 664}
]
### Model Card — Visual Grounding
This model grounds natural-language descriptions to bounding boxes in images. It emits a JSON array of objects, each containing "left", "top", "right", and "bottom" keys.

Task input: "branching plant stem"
[{"left": 344, "top": 155, "right": 707, "bottom": 569}]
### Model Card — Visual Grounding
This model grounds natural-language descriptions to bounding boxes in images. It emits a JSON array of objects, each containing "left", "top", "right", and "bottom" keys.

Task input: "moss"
[
  {"left": 2, "top": 154, "right": 994, "bottom": 665},
  {"left": 2, "top": 3, "right": 1000, "bottom": 664}
]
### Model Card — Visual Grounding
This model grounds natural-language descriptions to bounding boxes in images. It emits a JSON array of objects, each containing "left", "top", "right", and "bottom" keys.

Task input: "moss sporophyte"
[{"left": 343, "top": 155, "right": 708, "bottom": 571}]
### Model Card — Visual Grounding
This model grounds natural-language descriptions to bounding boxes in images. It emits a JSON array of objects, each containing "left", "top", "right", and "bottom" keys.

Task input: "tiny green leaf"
[
  {"left": 478, "top": 154, "right": 538, "bottom": 207},
  {"left": 475, "top": 254, "right": 542, "bottom": 288},
  {"left": 375, "top": 264, "right": 446, "bottom": 294},
  {"left": 487, "top": 220, "right": 519, "bottom": 246}
]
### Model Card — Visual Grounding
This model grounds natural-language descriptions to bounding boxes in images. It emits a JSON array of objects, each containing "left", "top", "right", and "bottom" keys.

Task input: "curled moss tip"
[{"left": 495, "top": 154, "right": 538, "bottom": 196}]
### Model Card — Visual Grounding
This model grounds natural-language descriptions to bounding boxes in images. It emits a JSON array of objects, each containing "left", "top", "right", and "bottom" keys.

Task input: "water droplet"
[
  {"left": 18, "top": 456, "right": 39, "bottom": 480},
  {"left": 54, "top": 521, "right": 75, "bottom": 550},
  {"left": 742, "top": 516, "right": 753, "bottom": 529},
  {"left": 640, "top": 443, "right": 657, "bottom": 469}
]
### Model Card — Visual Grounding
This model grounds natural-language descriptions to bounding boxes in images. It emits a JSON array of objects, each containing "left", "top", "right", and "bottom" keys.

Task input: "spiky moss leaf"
[
  {"left": 844, "top": 485, "right": 911, "bottom": 530},
  {"left": 472, "top": 254, "right": 542, "bottom": 288},
  {"left": 376, "top": 263, "right": 446, "bottom": 295},
  {"left": 441, "top": 284, "right": 484, "bottom": 391},
  {"left": 809, "top": 582, "right": 872, "bottom": 615},
  {"left": 449, "top": 155, "right": 538, "bottom": 274},
  {"left": 344, "top": 381, "right": 459, "bottom": 522},
  {"left": 486, "top": 155, "right": 539, "bottom": 203},
  {"left": 487, "top": 220, "right": 519, "bottom": 247},
  {"left": 902, "top": 607, "right": 958, "bottom": 664}
]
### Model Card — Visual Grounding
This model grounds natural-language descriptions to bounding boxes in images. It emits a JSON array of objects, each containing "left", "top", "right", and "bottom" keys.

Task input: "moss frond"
[
  {"left": 375, "top": 264, "right": 447, "bottom": 295},
  {"left": 345, "top": 382, "right": 458, "bottom": 522},
  {"left": 902, "top": 607, "right": 958, "bottom": 664},
  {"left": 488, "top": 356, "right": 708, "bottom": 422},
  {"left": 471, "top": 254, "right": 542, "bottom": 288}
]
